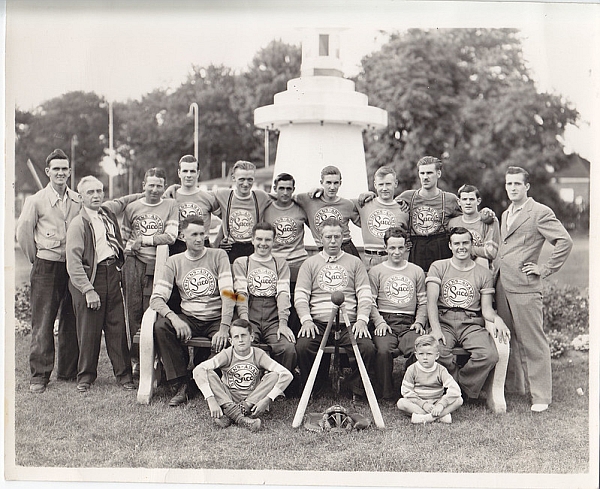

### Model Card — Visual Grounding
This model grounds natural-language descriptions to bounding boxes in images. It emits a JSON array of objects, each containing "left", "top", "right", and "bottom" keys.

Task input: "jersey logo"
[
  {"left": 229, "top": 209, "right": 254, "bottom": 240},
  {"left": 470, "top": 230, "right": 484, "bottom": 247},
  {"left": 314, "top": 207, "right": 343, "bottom": 229},
  {"left": 182, "top": 268, "right": 217, "bottom": 298},
  {"left": 248, "top": 267, "right": 278, "bottom": 297},
  {"left": 367, "top": 209, "right": 397, "bottom": 238},
  {"left": 383, "top": 275, "right": 415, "bottom": 305},
  {"left": 225, "top": 362, "right": 260, "bottom": 391},
  {"left": 442, "top": 278, "right": 475, "bottom": 308},
  {"left": 177, "top": 202, "right": 205, "bottom": 239},
  {"left": 274, "top": 216, "right": 298, "bottom": 245},
  {"left": 412, "top": 206, "right": 441, "bottom": 236},
  {"left": 317, "top": 263, "right": 349, "bottom": 292},
  {"left": 132, "top": 214, "right": 164, "bottom": 237}
]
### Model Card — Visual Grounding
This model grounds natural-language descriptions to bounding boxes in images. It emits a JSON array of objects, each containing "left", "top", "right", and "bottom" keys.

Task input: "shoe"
[
  {"left": 438, "top": 414, "right": 452, "bottom": 424},
  {"left": 237, "top": 416, "right": 262, "bottom": 432},
  {"left": 77, "top": 382, "right": 91, "bottom": 393},
  {"left": 531, "top": 403, "right": 549, "bottom": 413},
  {"left": 239, "top": 400, "right": 252, "bottom": 416},
  {"left": 411, "top": 413, "right": 434, "bottom": 424},
  {"left": 168, "top": 383, "right": 189, "bottom": 407},
  {"left": 121, "top": 382, "right": 136, "bottom": 391},
  {"left": 132, "top": 360, "right": 140, "bottom": 379},
  {"left": 213, "top": 416, "right": 233, "bottom": 428},
  {"left": 57, "top": 375, "right": 77, "bottom": 382},
  {"left": 29, "top": 383, "right": 46, "bottom": 394}
]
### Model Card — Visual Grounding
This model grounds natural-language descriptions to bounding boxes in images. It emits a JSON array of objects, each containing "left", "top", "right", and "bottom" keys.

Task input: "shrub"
[{"left": 15, "top": 283, "right": 32, "bottom": 336}]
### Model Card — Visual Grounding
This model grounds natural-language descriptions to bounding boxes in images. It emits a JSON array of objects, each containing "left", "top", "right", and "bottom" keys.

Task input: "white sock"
[{"left": 438, "top": 413, "right": 452, "bottom": 423}]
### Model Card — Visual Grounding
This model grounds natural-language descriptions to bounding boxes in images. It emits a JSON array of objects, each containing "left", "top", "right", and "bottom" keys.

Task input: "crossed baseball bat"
[{"left": 292, "top": 291, "right": 385, "bottom": 429}]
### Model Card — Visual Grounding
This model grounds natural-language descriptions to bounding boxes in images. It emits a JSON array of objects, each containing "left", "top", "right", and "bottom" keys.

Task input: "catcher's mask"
[{"left": 320, "top": 405, "right": 354, "bottom": 433}]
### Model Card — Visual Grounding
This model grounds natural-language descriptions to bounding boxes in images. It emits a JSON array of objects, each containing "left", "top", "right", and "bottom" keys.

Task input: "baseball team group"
[{"left": 16, "top": 150, "right": 573, "bottom": 431}]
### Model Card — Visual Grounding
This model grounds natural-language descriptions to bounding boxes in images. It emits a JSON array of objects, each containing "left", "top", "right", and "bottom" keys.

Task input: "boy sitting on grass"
[
  {"left": 396, "top": 334, "right": 463, "bottom": 424},
  {"left": 193, "top": 319, "right": 293, "bottom": 432}
]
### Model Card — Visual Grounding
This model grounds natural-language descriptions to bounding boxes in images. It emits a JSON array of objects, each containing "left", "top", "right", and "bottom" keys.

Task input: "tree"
[{"left": 356, "top": 29, "right": 579, "bottom": 216}]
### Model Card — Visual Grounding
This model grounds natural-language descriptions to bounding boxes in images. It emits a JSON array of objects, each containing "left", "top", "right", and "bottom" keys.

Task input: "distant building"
[{"left": 550, "top": 154, "right": 590, "bottom": 207}]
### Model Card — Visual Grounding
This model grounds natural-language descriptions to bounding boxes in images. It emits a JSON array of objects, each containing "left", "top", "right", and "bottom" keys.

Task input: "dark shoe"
[
  {"left": 57, "top": 375, "right": 77, "bottom": 382},
  {"left": 121, "top": 382, "right": 136, "bottom": 391},
  {"left": 239, "top": 400, "right": 252, "bottom": 416},
  {"left": 168, "top": 383, "right": 189, "bottom": 407},
  {"left": 29, "top": 383, "right": 46, "bottom": 394},
  {"left": 77, "top": 382, "right": 91, "bottom": 393},
  {"left": 238, "top": 416, "right": 262, "bottom": 432},
  {"left": 213, "top": 416, "right": 233, "bottom": 428}
]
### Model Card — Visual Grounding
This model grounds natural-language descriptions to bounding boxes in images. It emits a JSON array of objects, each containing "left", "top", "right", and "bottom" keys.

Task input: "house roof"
[{"left": 554, "top": 154, "right": 590, "bottom": 179}]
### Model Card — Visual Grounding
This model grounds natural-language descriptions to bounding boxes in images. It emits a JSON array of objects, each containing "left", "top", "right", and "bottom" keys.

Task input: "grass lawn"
[{"left": 10, "top": 333, "right": 590, "bottom": 474}]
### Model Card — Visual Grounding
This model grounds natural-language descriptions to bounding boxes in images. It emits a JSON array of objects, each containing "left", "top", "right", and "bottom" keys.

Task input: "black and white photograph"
[{"left": 2, "top": 1, "right": 598, "bottom": 488}]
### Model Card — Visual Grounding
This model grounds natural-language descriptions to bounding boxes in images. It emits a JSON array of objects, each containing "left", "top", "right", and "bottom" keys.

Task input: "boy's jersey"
[
  {"left": 357, "top": 197, "right": 409, "bottom": 250},
  {"left": 294, "top": 251, "right": 371, "bottom": 324},
  {"left": 263, "top": 201, "right": 308, "bottom": 263},
  {"left": 447, "top": 214, "right": 500, "bottom": 268},
  {"left": 174, "top": 189, "right": 219, "bottom": 239},
  {"left": 401, "top": 362, "right": 461, "bottom": 407},
  {"left": 122, "top": 198, "right": 179, "bottom": 265},
  {"left": 368, "top": 261, "right": 427, "bottom": 324},
  {"left": 294, "top": 194, "right": 360, "bottom": 247},
  {"left": 214, "top": 189, "right": 272, "bottom": 243},
  {"left": 150, "top": 248, "right": 233, "bottom": 322},
  {"left": 399, "top": 189, "right": 461, "bottom": 237},
  {"left": 425, "top": 258, "right": 494, "bottom": 313},
  {"left": 194, "top": 346, "right": 292, "bottom": 401}
]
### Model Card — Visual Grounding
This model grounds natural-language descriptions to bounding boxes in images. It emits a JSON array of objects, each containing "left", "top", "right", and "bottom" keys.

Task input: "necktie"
[{"left": 99, "top": 209, "right": 122, "bottom": 257}]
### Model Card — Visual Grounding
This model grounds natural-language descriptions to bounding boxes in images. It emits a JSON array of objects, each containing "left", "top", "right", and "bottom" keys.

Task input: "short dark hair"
[
  {"left": 457, "top": 184, "right": 480, "bottom": 199},
  {"left": 505, "top": 166, "right": 530, "bottom": 184},
  {"left": 180, "top": 215, "right": 205, "bottom": 230},
  {"left": 273, "top": 172, "right": 295, "bottom": 188},
  {"left": 45, "top": 148, "right": 69, "bottom": 167},
  {"left": 178, "top": 155, "right": 199, "bottom": 171},
  {"left": 252, "top": 222, "right": 275, "bottom": 238},
  {"left": 417, "top": 156, "right": 442, "bottom": 171},
  {"left": 383, "top": 226, "right": 409, "bottom": 246},
  {"left": 320, "top": 165, "right": 342, "bottom": 181},
  {"left": 414, "top": 334, "right": 439, "bottom": 352},
  {"left": 449, "top": 226, "right": 473, "bottom": 242},
  {"left": 143, "top": 167, "right": 167, "bottom": 185},
  {"left": 230, "top": 318, "right": 253, "bottom": 335},
  {"left": 319, "top": 217, "right": 343, "bottom": 232}
]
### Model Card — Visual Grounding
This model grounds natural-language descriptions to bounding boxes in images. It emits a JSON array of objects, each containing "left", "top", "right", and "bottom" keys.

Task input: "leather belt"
[
  {"left": 364, "top": 249, "right": 387, "bottom": 256},
  {"left": 98, "top": 256, "right": 118, "bottom": 266}
]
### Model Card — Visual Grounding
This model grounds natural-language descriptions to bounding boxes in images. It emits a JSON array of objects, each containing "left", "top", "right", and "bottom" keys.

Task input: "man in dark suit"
[
  {"left": 494, "top": 166, "right": 573, "bottom": 413},
  {"left": 66, "top": 176, "right": 135, "bottom": 393}
]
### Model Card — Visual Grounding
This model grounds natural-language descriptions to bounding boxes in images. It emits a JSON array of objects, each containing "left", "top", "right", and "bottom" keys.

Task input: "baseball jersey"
[
  {"left": 425, "top": 258, "right": 494, "bottom": 313},
  {"left": 194, "top": 346, "right": 292, "bottom": 401},
  {"left": 368, "top": 261, "right": 427, "bottom": 327},
  {"left": 214, "top": 189, "right": 272, "bottom": 243},
  {"left": 294, "top": 194, "right": 360, "bottom": 247},
  {"left": 401, "top": 361, "right": 461, "bottom": 408},
  {"left": 174, "top": 189, "right": 219, "bottom": 239},
  {"left": 122, "top": 198, "right": 179, "bottom": 265},
  {"left": 357, "top": 197, "right": 409, "bottom": 251},
  {"left": 150, "top": 248, "right": 234, "bottom": 324},
  {"left": 294, "top": 251, "right": 372, "bottom": 324},
  {"left": 263, "top": 201, "right": 309, "bottom": 263},
  {"left": 400, "top": 189, "right": 461, "bottom": 237},
  {"left": 447, "top": 214, "right": 500, "bottom": 268},
  {"left": 232, "top": 254, "right": 291, "bottom": 322}
]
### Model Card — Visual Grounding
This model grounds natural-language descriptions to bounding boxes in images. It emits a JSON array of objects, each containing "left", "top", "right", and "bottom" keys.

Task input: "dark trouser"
[
  {"left": 296, "top": 319, "right": 375, "bottom": 395},
  {"left": 318, "top": 240, "right": 360, "bottom": 258},
  {"left": 409, "top": 233, "right": 451, "bottom": 272},
  {"left": 373, "top": 313, "right": 420, "bottom": 399},
  {"left": 29, "top": 257, "right": 79, "bottom": 384},
  {"left": 436, "top": 309, "right": 499, "bottom": 399},
  {"left": 154, "top": 314, "right": 221, "bottom": 382},
  {"left": 70, "top": 262, "right": 132, "bottom": 385},
  {"left": 248, "top": 296, "right": 297, "bottom": 373},
  {"left": 227, "top": 242, "right": 254, "bottom": 264},
  {"left": 122, "top": 254, "right": 154, "bottom": 359}
]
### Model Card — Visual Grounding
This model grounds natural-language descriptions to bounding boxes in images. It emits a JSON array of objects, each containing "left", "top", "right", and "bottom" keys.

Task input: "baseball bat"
[
  {"left": 291, "top": 293, "right": 343, "bottom": 428},
  {"left": 340, "top": 305, "right": 385, "bottom": 429},
  {"left": 27, "top": 159, "right": 44, "bottom": 190}
]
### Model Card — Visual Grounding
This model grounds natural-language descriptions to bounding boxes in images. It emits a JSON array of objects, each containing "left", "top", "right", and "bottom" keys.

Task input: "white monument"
[{"left": 254, "top": 28, "right": 388, "bottom": 199}]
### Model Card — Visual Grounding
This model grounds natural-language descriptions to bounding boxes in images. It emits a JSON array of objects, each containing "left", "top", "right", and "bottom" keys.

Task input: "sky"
[{"left": 5, "top": 0, "right": 600, "bottom": 161}]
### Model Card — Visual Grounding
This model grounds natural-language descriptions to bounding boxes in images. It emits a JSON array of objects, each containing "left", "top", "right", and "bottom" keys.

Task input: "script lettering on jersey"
[
  {"left": 133, "top": 214, "right": 164, "bottom": 237},
  {"left": 412, "top": 206, "right": 441, "bottom": 236},
  {"left": 317, "top": 263, "right": 349, "bottom": 292},
  {"left": 367, "top": 209, "right": 397, "bottom": 238},
  {"left": 182, "top": 268, "right": 217, "bottom": 298},
  {"left": 314, "top": 207, "right": 343, "bottom": 229},
  {"left": 229, "top": 209, "right": 254, "bottom": 240},
  {"left": 274, "top": 216, "right": 298, "bottom": 245},
  {"left": 383, "top": 275, "right": 415, "bottom": 305},
  {"left": 225, "top": 362, "right": 260, "bottom": 391},
  {"left": 247, "top": 267, "right": 278, "bottom": 297},
  {"left": 441, "top": 278, "right": 476, "bottom": 309}
]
